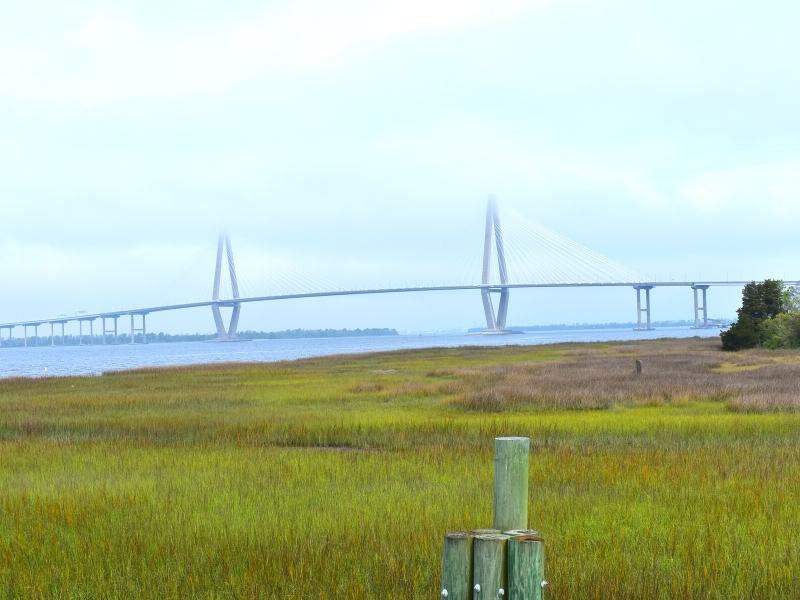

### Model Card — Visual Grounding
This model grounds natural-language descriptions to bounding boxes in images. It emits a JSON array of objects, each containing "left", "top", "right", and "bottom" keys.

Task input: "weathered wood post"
[
  {"left": 441, "top": 532, "right": 473, "bottom": 599},
  {"left": 508, "top": 534, "right": 546, "bottom": 600},
  {"left": 493, "top": 437, "right": 530, "bottom": 532},
  {"left": 441, "top": 436, "right": 545, "bottom": 598},
  {"left": 472, "top": 533, "right": 509, "bottom": 598}
]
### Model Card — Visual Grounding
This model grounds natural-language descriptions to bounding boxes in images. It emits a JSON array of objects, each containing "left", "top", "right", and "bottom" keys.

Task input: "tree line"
[{"left": 721, "top": 279, "right": 800, "bottom": 350}]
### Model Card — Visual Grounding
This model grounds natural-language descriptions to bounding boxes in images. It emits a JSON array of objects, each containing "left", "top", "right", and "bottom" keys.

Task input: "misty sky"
[{"left": 2, "top": 0, "right": 799, "bottom": 334}]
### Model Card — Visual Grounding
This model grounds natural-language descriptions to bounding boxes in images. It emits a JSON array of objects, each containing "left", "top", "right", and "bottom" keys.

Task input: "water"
[{"left": 0, "top": 327, "right": 723, "bottom": 379}]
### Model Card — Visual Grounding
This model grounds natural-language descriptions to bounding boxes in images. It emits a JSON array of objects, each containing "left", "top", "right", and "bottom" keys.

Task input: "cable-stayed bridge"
[{"left": 1, "top": 198, "right": 794, "bottom": 347}]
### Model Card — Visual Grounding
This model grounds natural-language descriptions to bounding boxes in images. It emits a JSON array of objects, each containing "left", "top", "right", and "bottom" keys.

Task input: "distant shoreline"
[
  {"left": 0, "top": 328, "right": 399, "bottom": 348},
  {"left": 0, "top": 322, "right": 730, "bottom": 349},
  {"left": 467, "top": 319, "right": 731, "bottom": 333}
]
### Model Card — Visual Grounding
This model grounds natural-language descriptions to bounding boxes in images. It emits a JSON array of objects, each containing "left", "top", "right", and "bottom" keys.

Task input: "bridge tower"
[
  {"left": 481, "top": 197, "right": 512, "bottom": 334},
  {"left": 212, "top": 234, "right": 242, "bottom": 341}
]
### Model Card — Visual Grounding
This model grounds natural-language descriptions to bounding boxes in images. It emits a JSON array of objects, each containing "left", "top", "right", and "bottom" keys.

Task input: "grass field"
[{"left": 2, "top": 337, "right": 800, "bottom": 599}]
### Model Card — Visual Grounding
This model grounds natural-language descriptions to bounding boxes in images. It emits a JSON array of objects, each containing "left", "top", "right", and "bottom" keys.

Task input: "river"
[{"left": 0, "top": 326, "right": 723, "bottom": 378}]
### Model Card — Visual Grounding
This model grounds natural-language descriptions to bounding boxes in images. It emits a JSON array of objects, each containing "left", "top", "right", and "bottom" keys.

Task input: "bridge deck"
[{"left": 2, "top": 281, "right": 797, "bottom": 329}]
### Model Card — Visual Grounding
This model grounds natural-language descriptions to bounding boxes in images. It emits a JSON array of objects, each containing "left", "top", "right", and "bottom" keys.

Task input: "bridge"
[{"left": 0, "top": 198, "right": 792, "bottom": 347}]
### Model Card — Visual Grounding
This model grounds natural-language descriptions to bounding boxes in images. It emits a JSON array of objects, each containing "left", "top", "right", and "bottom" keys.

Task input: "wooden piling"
[
  {"left": 441, "top": 532, "right": 473, "bottom": 599},
  {"left": 508, "top": 534, "right": 545, "bottom": 600},
  {"left": 493, "top": 437, "right": 530, "bottom": 532},
  {"left": 472, "top": 534, "right": 509, "bottom": 598}
]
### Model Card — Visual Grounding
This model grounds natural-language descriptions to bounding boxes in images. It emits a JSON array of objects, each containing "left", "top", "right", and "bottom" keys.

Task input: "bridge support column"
[
  {"left": 634, "top": 285, "right": 655, "bottom": 331},
  {"left": 23, "top": 325, "right": 27, "bottom": 347},
  {"left": 61, "top": 322, "right": 65, "bottom": 345},
  {"left": 129, "top": 314, "right": 148, "bottom": 344},
  {"left": 480, "top": 196, "right": 512, "bottom": 334},
  {"left": 102, "top": 317, "right": 119, "bottom": 344},
  {"left": 50, "top": 323, "right": 55, "bottom": 346},
  {"left": 80, "top": 319, "right": 95, "bottom": 345},
  {"left": 692, "top": 285, "right": 711, "bottom": 328}
]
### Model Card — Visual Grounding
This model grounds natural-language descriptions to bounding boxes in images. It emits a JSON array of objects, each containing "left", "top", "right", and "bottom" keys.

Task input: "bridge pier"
[
  {"left": 102, "top": 316, "right": 119, "bottom": 344},
  {"left": 24, "top": 324, "right": 40, "bottom": 346},
  {"left": 634, "top": 285, "right": 654, "bottom": 331},
  {"left": 692, "top": 285, "right": 711, "bottom": 328},
  {"left": 129, "top": 313, "right": 148, "bottom": 344},
  {"left": 47, "top": 321, "right": 66, "bottom": 346},
  {"left": 79, "top": 318, "right": 95, "bottom": 345}
]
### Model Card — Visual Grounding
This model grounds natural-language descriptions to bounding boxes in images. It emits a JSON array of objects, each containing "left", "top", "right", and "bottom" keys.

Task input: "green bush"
[
  {"left": 721, "top": 314, "right": 762, "bottom": 351},
  {"left": 721, "top": 280, "right": 792, "bottom": 351},
  {"left": 761, "top": 312, "right": 800, "bottom": 349}
]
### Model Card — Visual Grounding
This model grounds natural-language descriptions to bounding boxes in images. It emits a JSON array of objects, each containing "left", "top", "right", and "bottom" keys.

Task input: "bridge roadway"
[{"left": 2, "top": 280, "right": 795, "bottom": 336}]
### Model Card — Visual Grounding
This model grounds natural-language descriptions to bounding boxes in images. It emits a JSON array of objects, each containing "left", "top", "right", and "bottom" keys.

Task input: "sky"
[{"left": 2, "top": 0, "right": 799, "bottom": 334}]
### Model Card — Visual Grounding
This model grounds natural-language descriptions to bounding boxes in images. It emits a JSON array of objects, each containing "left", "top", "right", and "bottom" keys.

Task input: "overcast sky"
[{"left": 2, "top": 0, "right": 799, "bottom": 334}]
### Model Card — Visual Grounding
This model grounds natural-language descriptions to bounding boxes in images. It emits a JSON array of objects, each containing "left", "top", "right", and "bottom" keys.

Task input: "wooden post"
[
  {"left": 472, "top": 534, "right": 509, "bottom": 598},
  {"left": 493, "top": 437, "right": 530, "bottom": 532},
  {"left": 508, "top": 534, "right": 545, "bottom": 600},
  {"left": 441, "top": 532, "right": 473, "bottom": 599}
]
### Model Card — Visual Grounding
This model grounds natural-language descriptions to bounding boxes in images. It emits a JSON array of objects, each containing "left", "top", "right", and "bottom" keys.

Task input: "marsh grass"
[
  {"left": 2, "top": 339, "right": 800, "bottom": 598},
  {"left": 437, "top": 339, "right": 800, "bottom": 412}
]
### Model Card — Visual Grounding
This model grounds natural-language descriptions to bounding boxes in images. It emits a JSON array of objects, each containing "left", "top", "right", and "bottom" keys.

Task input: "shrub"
[
  {"left": 721, "top": 280, "right": 789, "bottom": 351},
  {"left": 721, "top": 314, "right": 762, "bottom": 351},
  {"left": 760, "top": 312, "right": 800, "bottom": 349}
]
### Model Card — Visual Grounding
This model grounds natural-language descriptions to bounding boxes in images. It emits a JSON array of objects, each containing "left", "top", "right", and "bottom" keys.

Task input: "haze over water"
[{"left": 0, "top": 327, "right": 721, "bottom": 378}]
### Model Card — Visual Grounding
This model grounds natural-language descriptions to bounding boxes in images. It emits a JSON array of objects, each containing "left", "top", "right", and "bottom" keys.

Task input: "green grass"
[{"left": 2, "top": 340, "right": 800, "bottom": 598}]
